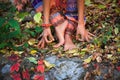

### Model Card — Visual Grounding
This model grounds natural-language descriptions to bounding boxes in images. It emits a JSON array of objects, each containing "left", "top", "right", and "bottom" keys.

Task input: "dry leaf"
[
  {"left": 30, "top": 50, "right": 37, "bottom": 55},
  {"left": 43, "top": 60, "right": 55, "bottom": 70},
  {"left": 83, "top": 56, "right": 92, "bottom": 64},
  {"left": 96, "top": 56, "right": 102, "bottom": 63},
  {"left": 28, "top": 38, "right": 37, "bottom": 45}
]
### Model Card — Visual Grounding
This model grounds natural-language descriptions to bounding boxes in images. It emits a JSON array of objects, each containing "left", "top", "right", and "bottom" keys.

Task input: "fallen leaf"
[
  {"left": 38, "top": 60, "right": 44, "bottom": 65},
  {"left": 11, "top": 73, "right": 21, "bottom": 80},
  {"left": 96, "top": 56, "right": 102, "bottom": 63},
  {"left": 33, "top": 13, "right": 42, "bottom": 24},
  {"left": 10, "top": 63, "right": 20, "bottom": 72},
  {"left": 16, "top": 4, "right": 23, "bottom": 11},
  {"left": 36, "top": 65, "right": 44, "bottom": 73},
  {"left": 8, "top": 54, "right": 19, "bottom": 61},
  {"left": 27, "top": 57, "right": 37, "bottom": 64},
  {"left": 22, "top": 69, "right": 30, "bottom": 80},
  {"left": 22, "top": 0, "right": 28, "bottom": 4},
  {"left": 30, "top": 50, "right": 37, "bottom": 55},
  {"left": 83, "top": 56, "right": 92, "bottom": 64},
  {"left": 65, "top": 48, "right": 79, "bottom": 54},
  {"left": 33, "top": 74, "right": 44, "bottom": 80},
  {"left": 107, "top": 54, "right": 113, "bottom": 59},
  {"left": 44, "top": 60, "right": 55, "bottom": 70},
  {"left": 28, "top": 38, "right": 37, "bottom": 46},
  {"left": 116, "top": 66, "right": 120, "bottom": 71}
]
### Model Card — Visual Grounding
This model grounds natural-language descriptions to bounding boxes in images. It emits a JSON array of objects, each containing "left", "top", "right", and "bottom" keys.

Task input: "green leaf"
[
  {"left": 114, "top": 27, "right": 119, "bottom": 35},
  {"left": 8, "top": 19, "right": 20, "bottom": 32},
  {"left": 33, "top": 13, "right": 42, "bottom": 23},
  {"left": 35, "top": 26, "right": 43, "bottom": 33},
  {"left": 27, "top": 57, "right": 37, "bottom": 64},
  {"left": 17, "top": 12, "right": 29, "bottom": 19},
  {"left": 23, "top": 42, "right": 29, "bottom": 48},
  {"left": 85, "top": 0, "right": 91, "bottom": 6},
  {"left": 97, "top": 4, "right": 106, "bottom": 9},
  {"left": 0, "top": 42, "right": 7, "bottom": 49},
  {"left": 0, "top": 17, "right": 6, "bottom": 27}
]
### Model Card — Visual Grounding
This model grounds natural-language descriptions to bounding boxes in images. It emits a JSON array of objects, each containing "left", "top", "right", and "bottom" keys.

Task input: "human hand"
[
  {"left": 37, "top": 28, "right": 54, "bottom": 48},
  {"left": 76, "top": 24, "right": 94, "bottom": 42}
]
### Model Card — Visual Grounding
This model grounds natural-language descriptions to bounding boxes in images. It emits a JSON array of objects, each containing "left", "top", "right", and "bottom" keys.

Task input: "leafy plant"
[{"left": 0, "top": 17, "right": 21, "bottom": 49}]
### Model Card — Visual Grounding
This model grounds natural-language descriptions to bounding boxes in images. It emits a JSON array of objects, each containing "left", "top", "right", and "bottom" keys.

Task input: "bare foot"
[
  {"left": 53, "top": 20, "right": 68, "bottom": 48},
  {"left": 64, "top": 33, "right": 76, "bottom": 51}
]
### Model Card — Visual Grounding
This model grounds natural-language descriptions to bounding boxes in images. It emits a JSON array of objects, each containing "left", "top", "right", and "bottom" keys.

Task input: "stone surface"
[{"left": 45, "top": 56, "right": 85, "bottom": 80}]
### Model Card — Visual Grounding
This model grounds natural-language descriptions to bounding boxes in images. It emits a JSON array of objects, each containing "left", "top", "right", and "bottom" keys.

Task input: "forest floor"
[{"left": 0, "top": 1, "right": 120, "bottom": 80}]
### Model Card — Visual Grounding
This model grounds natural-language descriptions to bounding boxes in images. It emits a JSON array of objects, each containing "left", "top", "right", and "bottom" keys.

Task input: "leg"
[
  {"left": 64, "top": 20, "right": 77, "bottom": 51},
  {"left": 50, "top": 12, "right": 68, "bottom": 48}
]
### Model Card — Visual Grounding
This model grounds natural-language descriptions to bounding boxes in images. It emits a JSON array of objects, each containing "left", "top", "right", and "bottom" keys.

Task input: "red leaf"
[
  {"left": 22, "top": 0, "right": 28, "bottom": 4},
  {"left": 33, "top": 74, "right": 44, "bottom": 80},
  {"left": 38, "top": 60, "right": 44, "bottom": 65},
  {"left": 36, "top": 65, "right": 44, "bottom": 73},
  {"left": 94, "top": 64, "right": 98, "bottom": 69},
  {"left": 14, "top": 0, "right": 18, "bottom": 5},
  {"left": 11, "top": 73, "right": 21, "bottom": 80},
  {"left": 10, "top": 63, "right": 20, "bottom": 73},
  {"left": 8, "top": 54, "right": 19, "bottom": 61},
  {"left": 16, "top": 4, "right": 23, "bottom": 11},
  {"left": 22, "top": 69, "right": 30, "bottom": 80},
  {"left": 116, "top": 66, "right": 120, "bottom": 71}
]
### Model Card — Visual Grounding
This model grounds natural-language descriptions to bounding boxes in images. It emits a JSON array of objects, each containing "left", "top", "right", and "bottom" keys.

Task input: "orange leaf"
[
  {"left": 16, "top": 4, "right": 23, "bottom": 11},
  {"left": 22, "top": 0, "right": 28, "bottom": 4}
]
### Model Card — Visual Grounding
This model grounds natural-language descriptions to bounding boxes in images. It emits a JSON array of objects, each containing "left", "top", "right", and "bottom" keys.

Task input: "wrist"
[{"left": 42, "top": 23, "right": 52, "bottom": 29}]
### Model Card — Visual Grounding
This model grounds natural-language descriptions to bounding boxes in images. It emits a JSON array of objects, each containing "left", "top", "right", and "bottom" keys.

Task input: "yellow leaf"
[
  {"left": 81, "top": 48, "right": 88, "bottom": 52},
  {"left": 83, "top": 56, "right": 92, "bottom": 64},
  {"left": 28, "top": 38, "right": 37, "bottom": 45},
  {"left": 73, "top": 52, "right": 80, "bottom": 56},
  {"left": 30, "top": 50, "right": 37, "bottom": 55},
  {"left": 65, "top": 48, "right": 78, "bottom": 54},
  {"left": 14, "top": 51, "right": 24, "bottom": 55},
  {"left": 107, "top": 54, "right": 112, "bottom": 59},
  {"left": 0, "top": 49, "right": 7, "bottom": 54},
  {"left": 117, "top": 48, "right": 120, "bottom": 52},
  {"left": 44, "top": 60, "right": 55, "bottom": 70}
]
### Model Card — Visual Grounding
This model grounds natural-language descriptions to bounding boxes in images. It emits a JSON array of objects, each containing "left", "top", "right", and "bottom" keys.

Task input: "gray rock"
[
  {"left": 1, "top": 64, "right": 11, "bottom": 74},
  {"left": 45, "top": 56, "right": 85, "bottom": 80}
]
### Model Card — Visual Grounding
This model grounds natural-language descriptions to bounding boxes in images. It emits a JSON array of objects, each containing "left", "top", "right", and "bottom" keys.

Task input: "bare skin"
[
  {"left": 38, "top": 0, "right": 54, "bottom": 48},
  {"left": 53, "top": 20, "right": 68, "bottom": 47},
  {"left": 38, "top": 0, "right": 94, "bottom": 50},
  {"left": 64, "top": 17, "right": 77, "bottom": 51},
  {"left": 64, "top": 33, "right": 76, "bottom": 51},
  {"left": 76, "top": 0, "right": 95, "bottom": 42}
]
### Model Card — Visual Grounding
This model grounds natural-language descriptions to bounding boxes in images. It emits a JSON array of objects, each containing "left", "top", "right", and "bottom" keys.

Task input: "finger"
[
  {"left": 88, "top": 32, "right": 95, "bottom": 37},
  {"left": 41, "top": 39, "right": 45, "bottom": 49},
  {"left": 85, "top": 35, "right": 90, "bottom": 42},
  {"left": 78, "top": 35, "right": 84, "bottom": 41},
  {"left": 78, "top": 38, "right": 84, "bottom": 41},
  {"left": 44, "top": 36, "right": 53, "bottom": 43},
  {"left": 88, "top": 35, "right": 93, "bottom": 40},
  {"left": 37, "top": 39, "right": 42, "bottom": 47},
  {"left": 50, "top": 34, "right": 54, "bottom": 41},
  {"left": 76, "top": 31, "right": 79, "bottom": 40},
  {"left": 76, "top": 35, "right": 79, "bottom": 40}
]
